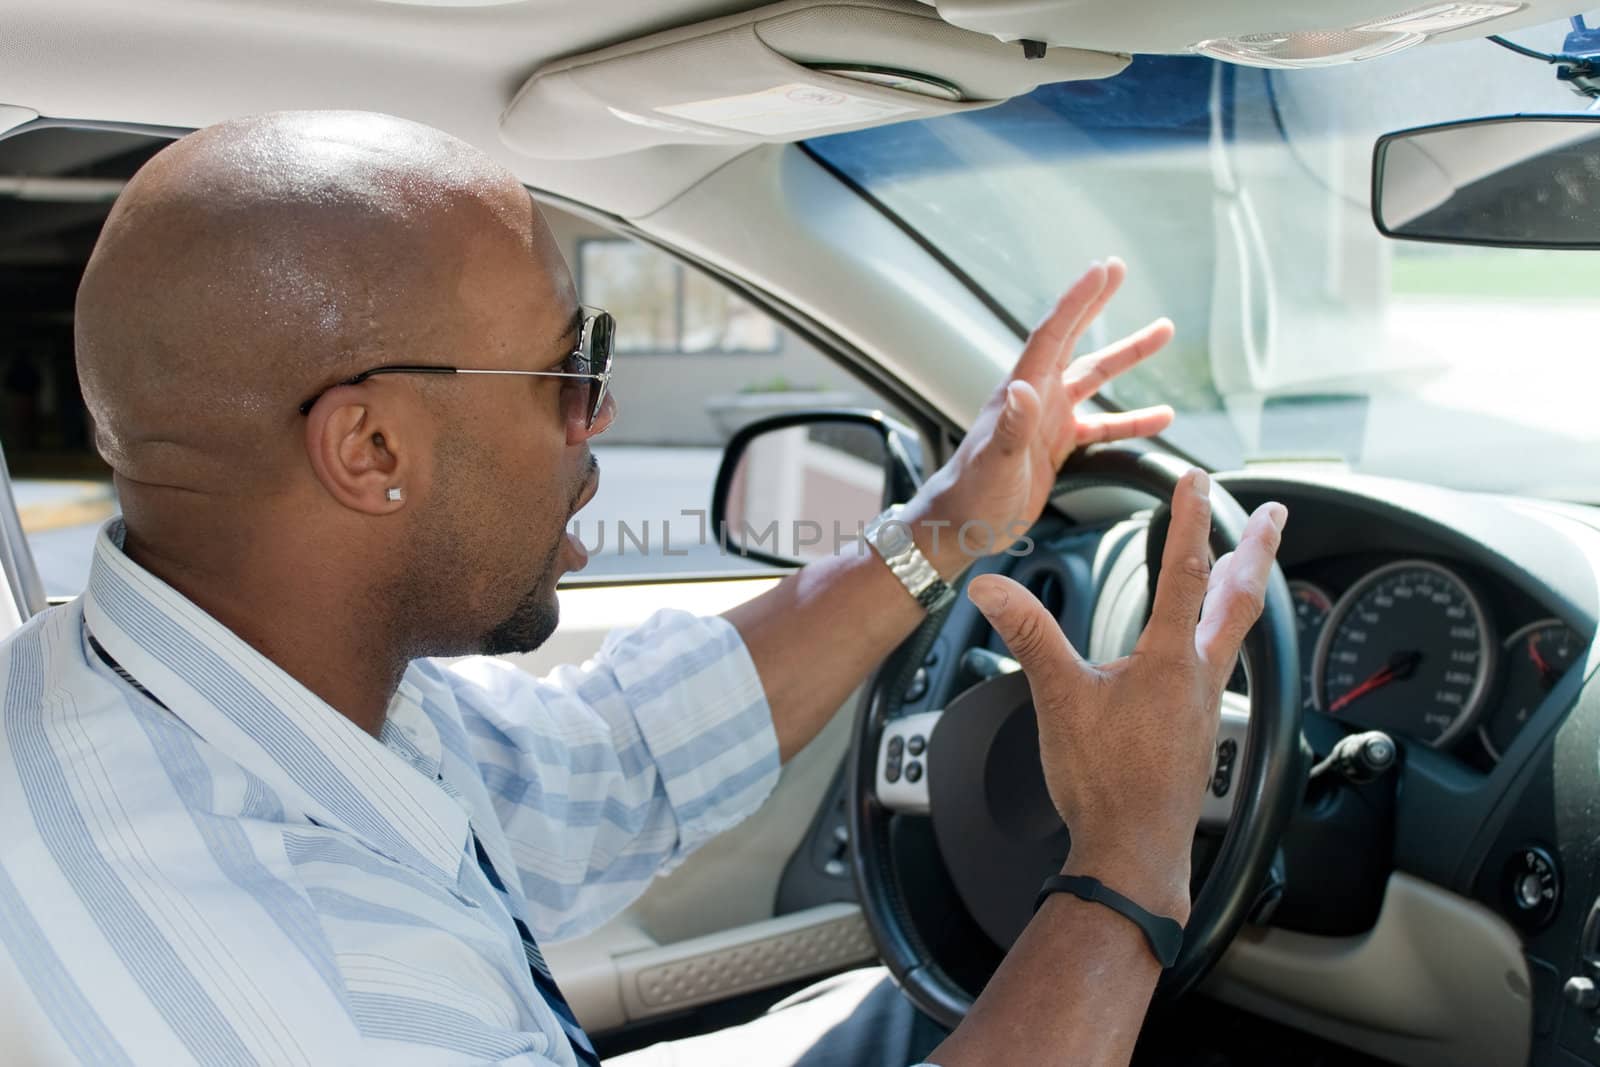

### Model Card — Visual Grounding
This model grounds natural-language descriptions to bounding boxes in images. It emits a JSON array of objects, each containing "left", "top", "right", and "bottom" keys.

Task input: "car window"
[
  {"left": 0, "top": 126, "right": 164, "bottom": 599},
  {"left": 0, "top": 126, "right": 907, "bottom": 596},
  {"left": 541, "top": 205, "right": 907, "bottom": 581}
]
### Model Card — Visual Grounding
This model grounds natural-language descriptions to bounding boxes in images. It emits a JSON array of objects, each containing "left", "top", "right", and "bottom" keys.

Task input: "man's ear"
[{"left": 303, "top": 387, "right": 423, "bottom": 515}]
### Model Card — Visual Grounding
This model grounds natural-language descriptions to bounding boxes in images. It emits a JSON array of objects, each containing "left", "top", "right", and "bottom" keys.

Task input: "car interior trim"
[
  {"left": 1205, "top": 872, "right": 1531, "bottom": 1067},
  {"left": 544, "top": 706, "right": 861, "bottom": 1031},
  {"left": 498, "top": 0, "right": 1126, "bottom": 161},
  {"left": 617, "top": 903, "right": 876, "bottom": 1017},
  {"left": 636, "top": 144, "right": 1022, "bottom": 434},
  {"left": 0, "top": 440, "right": 45, "bottom": 633}
]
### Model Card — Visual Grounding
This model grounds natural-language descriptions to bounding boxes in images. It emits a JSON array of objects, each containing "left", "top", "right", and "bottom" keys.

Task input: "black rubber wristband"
[{"left": 1034, "top": 874, "right": 1185, "bottom": 969}]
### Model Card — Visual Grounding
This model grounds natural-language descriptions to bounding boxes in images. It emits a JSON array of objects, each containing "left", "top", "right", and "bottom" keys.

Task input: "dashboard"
[{"left": 889, "top": 466, "right": 1600, "bottom": 1067}]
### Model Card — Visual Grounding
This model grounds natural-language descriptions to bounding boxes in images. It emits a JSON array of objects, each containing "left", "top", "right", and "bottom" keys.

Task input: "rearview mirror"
[
  {"left": 1373, "top": 115, "right": 1600, "bottom": 248},
  {"left": 711, "top": 410, "right": 920, "bottom": 567}
]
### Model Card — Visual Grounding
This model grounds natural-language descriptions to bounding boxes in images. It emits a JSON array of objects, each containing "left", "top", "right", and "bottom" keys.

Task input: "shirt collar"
[{"left": 81, "top": 519, "right": 470, "bottom": 890}]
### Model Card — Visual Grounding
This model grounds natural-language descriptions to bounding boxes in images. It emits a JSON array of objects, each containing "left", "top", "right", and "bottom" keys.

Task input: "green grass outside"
[{"left": 1390, "top": 248, "right": 1600, "bottom": 301}]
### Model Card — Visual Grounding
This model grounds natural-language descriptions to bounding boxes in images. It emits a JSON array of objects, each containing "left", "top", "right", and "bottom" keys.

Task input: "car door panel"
[
  {"left": 542, "top": 704, "right": 865, "bottom": 1034},
  {"left": 510, "top": 577, "right": 871, "bottom": 1033}
]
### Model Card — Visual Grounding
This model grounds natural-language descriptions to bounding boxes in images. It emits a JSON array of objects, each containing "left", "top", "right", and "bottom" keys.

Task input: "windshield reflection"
[{"left": 808, "top": 16, "right": 1600, "bottom": 501}]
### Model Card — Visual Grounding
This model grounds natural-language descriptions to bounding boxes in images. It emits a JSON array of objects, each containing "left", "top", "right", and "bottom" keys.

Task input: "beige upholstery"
[{"left": 499, "top": 0, "right": 1126, "bottom": 159}]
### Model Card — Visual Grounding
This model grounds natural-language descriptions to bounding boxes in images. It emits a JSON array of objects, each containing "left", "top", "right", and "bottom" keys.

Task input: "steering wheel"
[{"left": 846, "top": 444, "right": 1305, "bottom": 1029}]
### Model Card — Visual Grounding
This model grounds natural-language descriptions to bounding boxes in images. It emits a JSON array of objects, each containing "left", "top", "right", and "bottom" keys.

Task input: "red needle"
[
  {"left": 1329, "top": 668, "right": 1396, "bottom": 713},
  {"left": 1528, "top": 634, "right": 1552, "bottom": 677},
  {"left": 1329, "top": 651, "right": 1422, "bottom": 714}
]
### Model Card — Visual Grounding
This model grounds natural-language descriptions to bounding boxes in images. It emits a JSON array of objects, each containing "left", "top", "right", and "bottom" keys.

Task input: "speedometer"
[{"left": 1313, "top": 560, "right": 1495, "bottom": 747}]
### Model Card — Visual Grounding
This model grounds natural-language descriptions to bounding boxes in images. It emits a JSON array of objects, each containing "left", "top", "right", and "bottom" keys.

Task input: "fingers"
[
  {"left": 1199, "top": 550, "right": 1236, "bottom": 624},
  {"left": 967, "top": 574, "right": 1086, "bottom": 698},
  {"left": 989, "top": 380, "right": 1043, "bottom": 459},
  {"left": 1196, "top": 502, "right": 1289, "bottom": 676},
  {"left": 1059, "top": 257, "right": 1126, "bottom": 374},
  {"left": 1145, "top": 469, "right": 1214, "bottom": 651},
  {"left": 1062, "top": 318, "right": 1175, "bottom": 406},
  {"left": 1009, "top": 262, "right": 1110, "bottom": 388},
  {"left": 1070, "top": 405, "right": 1175, "bottom": 447}
]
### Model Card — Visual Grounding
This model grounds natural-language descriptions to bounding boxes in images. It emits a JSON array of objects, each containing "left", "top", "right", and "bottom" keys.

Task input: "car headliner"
[{"left": 0, "top": 0, "right": 1584, "bottom": 219}]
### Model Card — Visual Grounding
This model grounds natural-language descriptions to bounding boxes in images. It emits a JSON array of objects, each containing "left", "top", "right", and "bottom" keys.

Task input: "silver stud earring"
[{"left": 386, "top": 487, "right": 403, "bottom": 502}]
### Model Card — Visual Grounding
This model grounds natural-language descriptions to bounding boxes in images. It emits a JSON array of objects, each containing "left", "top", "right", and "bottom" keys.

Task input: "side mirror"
[
  {"left": 711, "top": 409, "right": 922, "bottom": 567},
  {"left": 1373, "top": 115, "right": 1600, "bottom": 248}
]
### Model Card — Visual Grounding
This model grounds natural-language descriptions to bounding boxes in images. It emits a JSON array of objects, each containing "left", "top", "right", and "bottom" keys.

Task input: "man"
[{"left": 0, "top": 111, "right": 1286, "bottom": 1065}]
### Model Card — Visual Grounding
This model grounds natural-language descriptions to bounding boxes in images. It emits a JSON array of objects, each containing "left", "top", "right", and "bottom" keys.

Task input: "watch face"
[{"left": 876, "top": 521, "right": 914, "bottom": 557}]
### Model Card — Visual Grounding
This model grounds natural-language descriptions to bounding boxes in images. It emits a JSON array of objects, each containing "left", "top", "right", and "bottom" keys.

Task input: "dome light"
[{"left": 1193, "top": 2, "right": 1522, "bottom": 69}]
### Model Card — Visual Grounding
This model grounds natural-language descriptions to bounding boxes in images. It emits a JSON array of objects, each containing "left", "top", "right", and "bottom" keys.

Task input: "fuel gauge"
[
  {"left": 1482, "top": 620, "right": 1586, "bottom": 760},
  {"left": 1225, "top": 579, "right": 1332, "bottom": 705},
  {"left": 1290, "top": 581, "right": 1333, "bottom": 712}
]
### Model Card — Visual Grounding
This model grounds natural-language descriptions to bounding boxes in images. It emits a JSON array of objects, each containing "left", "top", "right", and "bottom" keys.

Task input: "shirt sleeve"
[{"left": 447, "top": 609, "right": 781, "bottom": 943}]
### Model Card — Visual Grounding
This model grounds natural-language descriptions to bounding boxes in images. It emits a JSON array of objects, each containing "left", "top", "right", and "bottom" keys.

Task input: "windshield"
[{"left": 808, "top": 15, "right": 1600, "bottom": 501}]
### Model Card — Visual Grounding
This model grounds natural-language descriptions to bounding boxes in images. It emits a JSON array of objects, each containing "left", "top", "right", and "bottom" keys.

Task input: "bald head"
[
  {"left": 76, "top": 110, "right": 558, "bottom": 490},
  {"left": 72, "top": 111, "right": 602, "bottom": 718}
]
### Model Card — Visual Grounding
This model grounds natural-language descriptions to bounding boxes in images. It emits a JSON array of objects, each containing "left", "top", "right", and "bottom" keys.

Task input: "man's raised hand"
[
  {"left": 967, "top": 470, "right": 1288, "bottom": 921},
  {"left": 908, "top": 259, "right": 1179, "bottom": 578}
]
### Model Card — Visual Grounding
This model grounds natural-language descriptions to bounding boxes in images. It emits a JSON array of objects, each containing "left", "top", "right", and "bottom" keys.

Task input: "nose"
[
  {"left": 567, "top": 389, "right": 618, "bottom": 446},
  {"left": 588, "top": 390, "right": 618, "bottom": 437}
]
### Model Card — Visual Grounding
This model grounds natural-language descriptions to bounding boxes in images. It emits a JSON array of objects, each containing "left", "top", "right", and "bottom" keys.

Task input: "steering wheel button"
[
  {"left": 888, "top": 735, "right": 904, "bottom": 757},
  {"left": 908, "top": 735, "right": 926, "bottom": 756},
  {"left": 885, "top": 761, "right": 902, "bottom": 784},
  {"left": 905, "top": 760, "right": 923, "bottom": 783},
  {"left": 904, "top": 669, "right": 929, "bottom": 703}
]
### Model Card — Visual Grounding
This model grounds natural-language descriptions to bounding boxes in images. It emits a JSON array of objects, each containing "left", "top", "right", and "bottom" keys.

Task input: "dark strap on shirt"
[
  {"left": 88, "top": 623, "right": 601, "bottom": 1065},
  {"left": 88, "top": 632, "right": 168, "bottom": 708},
  {"left": 474, "top": 835, "right": 602, "bottom": 1066}
]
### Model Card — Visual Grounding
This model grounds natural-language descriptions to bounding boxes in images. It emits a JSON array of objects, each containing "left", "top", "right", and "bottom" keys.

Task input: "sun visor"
[{"left": 500, "top": 0, "right": 1127, "bottom": 160}]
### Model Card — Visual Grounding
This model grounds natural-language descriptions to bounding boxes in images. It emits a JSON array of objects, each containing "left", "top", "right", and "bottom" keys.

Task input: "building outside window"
[{"left": 577, "top": 238, "right": 780, "bottom": 355}]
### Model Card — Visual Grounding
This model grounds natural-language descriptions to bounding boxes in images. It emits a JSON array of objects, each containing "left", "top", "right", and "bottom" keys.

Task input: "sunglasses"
[{"left": 296, "top": 306, "right": 615, "bottom": 430}]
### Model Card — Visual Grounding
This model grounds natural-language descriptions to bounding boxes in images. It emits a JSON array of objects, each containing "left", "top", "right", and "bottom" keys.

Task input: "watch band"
[
  {"left": 864, "top": 505, "right": 955, "bottom": 613},
  {"left": 1034, "top": 874, "right": 1185, "bottom": 969}
]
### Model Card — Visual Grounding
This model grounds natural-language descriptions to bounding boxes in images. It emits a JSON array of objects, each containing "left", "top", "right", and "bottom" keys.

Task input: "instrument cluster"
[{"left": 1232, "top": 556, "right": 1589, "bottom": 764}]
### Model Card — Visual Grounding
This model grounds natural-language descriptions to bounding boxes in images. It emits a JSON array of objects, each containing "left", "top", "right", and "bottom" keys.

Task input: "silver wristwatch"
[{"left": 864, "top": 504, "right": 955, "bottom": 613}]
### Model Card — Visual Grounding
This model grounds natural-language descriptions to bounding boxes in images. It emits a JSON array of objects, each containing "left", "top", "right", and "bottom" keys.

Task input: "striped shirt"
[{"left": 0, "top": 520, "right": 781, "bottom": 1064}]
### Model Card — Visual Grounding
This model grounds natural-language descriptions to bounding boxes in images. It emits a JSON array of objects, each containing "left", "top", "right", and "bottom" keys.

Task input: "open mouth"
[{"left": 561, "top": 467, "right": 601, "bottom": 570}]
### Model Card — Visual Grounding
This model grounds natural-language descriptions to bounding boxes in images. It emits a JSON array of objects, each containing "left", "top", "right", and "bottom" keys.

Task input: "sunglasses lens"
[{"left": 586, "top": 312, "right": 615, "bottom": 427}]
